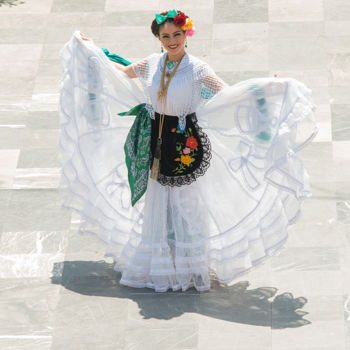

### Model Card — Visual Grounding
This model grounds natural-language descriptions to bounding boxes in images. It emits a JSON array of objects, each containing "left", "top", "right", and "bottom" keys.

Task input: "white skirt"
[{"left": 58, "top": 32, "right": 319, "bottom": 292}]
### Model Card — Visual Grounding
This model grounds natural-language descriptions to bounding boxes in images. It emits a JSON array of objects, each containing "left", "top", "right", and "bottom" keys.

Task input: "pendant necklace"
[
  {"left": 165, "top": 60, "right": 177, "bottom": 78},
  {"left": 150, "top": 53, "right": 185, "bottom": 181}
]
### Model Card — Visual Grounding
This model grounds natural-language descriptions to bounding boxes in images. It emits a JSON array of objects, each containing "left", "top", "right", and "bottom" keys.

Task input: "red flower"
[
  {"left": 174, "top": 14, "right": 186, "bottom": 27},
  {"left": 186, "top": 136, "right": 198, "bottom": 149}
]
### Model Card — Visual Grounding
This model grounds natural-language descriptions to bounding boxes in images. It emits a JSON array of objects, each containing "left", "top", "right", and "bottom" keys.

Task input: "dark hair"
[{"left": 151, "top": 10, "right": 187, "bottom": 37}]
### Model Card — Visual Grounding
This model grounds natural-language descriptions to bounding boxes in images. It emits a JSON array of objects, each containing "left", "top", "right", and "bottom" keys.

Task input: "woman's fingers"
[{"left": 80, "top": 32, "right": 92, "bottom": 41}]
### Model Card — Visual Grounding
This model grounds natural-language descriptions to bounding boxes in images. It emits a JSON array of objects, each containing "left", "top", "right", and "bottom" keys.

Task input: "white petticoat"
[{"left": 58, "top": 32, "right": 319, "bottom": 292}]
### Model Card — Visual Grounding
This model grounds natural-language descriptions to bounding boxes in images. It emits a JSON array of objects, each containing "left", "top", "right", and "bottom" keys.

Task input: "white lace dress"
[{"left": 59, "top": 31, "right": 319, "bottom": 292}]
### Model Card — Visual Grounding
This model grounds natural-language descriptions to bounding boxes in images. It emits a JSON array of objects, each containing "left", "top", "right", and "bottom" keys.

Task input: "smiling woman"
[{"left": 59, "top": 9, "right": 318, "bottom": 293}]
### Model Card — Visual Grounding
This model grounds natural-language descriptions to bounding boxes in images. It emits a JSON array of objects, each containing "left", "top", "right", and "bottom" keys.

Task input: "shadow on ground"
[{"left": 51, "top": 260, "right": 311, "bottom": 329}]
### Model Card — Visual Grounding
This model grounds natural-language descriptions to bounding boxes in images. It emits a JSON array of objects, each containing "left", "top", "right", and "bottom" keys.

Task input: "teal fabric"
[
  {"left": 102, "top": 48, "right": 132, "bottom": 66},
  {"left": 118, "top": 104, "right": 152, "bottom": 206},
  {"left": 155, "top": 9, "right": 178, "bottom": 24}
]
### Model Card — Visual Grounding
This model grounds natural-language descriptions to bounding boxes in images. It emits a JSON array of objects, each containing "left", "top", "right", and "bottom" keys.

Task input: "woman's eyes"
[{"left": 162, "top": 34, "right": 181, "bottom": 39}]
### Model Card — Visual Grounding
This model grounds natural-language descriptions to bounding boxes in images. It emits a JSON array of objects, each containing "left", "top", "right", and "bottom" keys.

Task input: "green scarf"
[
  {"left": 102, "top": 48, "right": 132, "bottom": 66},
  {"left": 102, "top": 48, "right": 151, "bottom": 206},
  {"left": 118, "top": 104, "right": 152, "bottom": 206}
]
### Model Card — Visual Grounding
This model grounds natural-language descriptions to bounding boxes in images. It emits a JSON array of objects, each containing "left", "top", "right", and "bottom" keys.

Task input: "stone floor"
[{"left": 0, "top": 0, "right": 349, "bottom": 349}]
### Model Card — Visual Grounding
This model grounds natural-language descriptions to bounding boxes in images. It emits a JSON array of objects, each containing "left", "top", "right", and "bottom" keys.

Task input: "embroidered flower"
[
  {"left": 174, "top": 14, "right": 187, "bottom": 27},
  {"left": 181, "top": 155, "right": 192, "bottom": 165},
  {"left": 173, "top": 128, "right": 198, "bottom": 175},
  {"left": 186, "top": 136, "right": 198, "bottom": 149},
  {"left": 171, "top": 128, "right": 176, "bottom": 133}
]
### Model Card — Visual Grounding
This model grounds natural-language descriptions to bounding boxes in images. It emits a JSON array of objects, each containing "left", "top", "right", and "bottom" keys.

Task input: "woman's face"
[{"left": 157, "top": 22, "right": 186, "bottom": 57}]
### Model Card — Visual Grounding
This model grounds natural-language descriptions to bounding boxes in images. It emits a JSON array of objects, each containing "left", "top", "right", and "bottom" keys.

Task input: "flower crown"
[{"left": 155, "top": 9, "right": 195, "bottom": 36}]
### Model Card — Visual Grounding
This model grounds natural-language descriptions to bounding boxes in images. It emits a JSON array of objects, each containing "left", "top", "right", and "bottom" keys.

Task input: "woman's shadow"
[{"left": 51, "top": 260, "right": 310, "bottom": 329}]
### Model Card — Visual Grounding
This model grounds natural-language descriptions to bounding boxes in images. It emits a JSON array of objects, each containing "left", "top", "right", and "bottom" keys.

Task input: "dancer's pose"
[{"left": 59, "top": 9, "right": 318, "bottom": 292}]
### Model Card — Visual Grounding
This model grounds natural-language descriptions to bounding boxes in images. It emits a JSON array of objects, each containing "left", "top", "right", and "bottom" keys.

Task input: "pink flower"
[
  {"left": 171, "top": 128, "right": 176, "bottom": 133},
  {"left": 186, "top": 27, "right": 196, "bottom": 36},
  {"left": 183, "top": 147, "right": 191, "bottom": 154}
]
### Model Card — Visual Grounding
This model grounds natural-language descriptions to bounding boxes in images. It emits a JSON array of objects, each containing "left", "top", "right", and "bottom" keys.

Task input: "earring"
[
  {"left": 161, "top": 45, "right": 164, "bottom": 53},
  {"left": 185, "top": 39, "right": 188, "bottom": 48}
]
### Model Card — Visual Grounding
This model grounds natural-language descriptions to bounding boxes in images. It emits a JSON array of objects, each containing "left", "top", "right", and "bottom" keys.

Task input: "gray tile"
[
  {"left": 329, "top": 86, "right": 350, "bottom": 105},
  {"left": 25, "top": 111, "right": 59, "bottom": 130},
  {"left": 328, "top": 52, "right": 350, "bottom": 87},
  {"left": 51, "top": 0, "right": 106, "bottom": 12},
  {"left": 0, "top": 44, "right": 43, "bottom": 63},
  {"left": 0, "top": 128, "right": 23, "bottom": 149},
  {"left": 331, "top": 105, "right": 350, "bottom": 140},
  {"left": 217, "top": 70, "right": 269, "bottom": 85},
  {"left": 298, "top": 142, "right": 335, "bottom": 182},
  {"left": 337, "top": 201, "right": 350, "bottom": 224},
  {"left": 0, "top": 13, "right": 48, "bottom": 28},
  {"left": 325, "top": 0, "right": 350, "bottom": 21},
  {"left": 269, "top": 34, "right": 327, "bottom": 70},
  {"left": 20, "top": 129, "right": 59, "bottom": 150},
  {"left": 2, "top": 189, "right": 71, "bottom": 231},
  {"left": 325, "top": 21, "right": 350, "bottom": 38},
  {"left": 45, "top": 26, "right": 102, "bottom": 44},
  {"left": 269, "top": 21, "right": 325, "bottom": 38},
  {"left": 271, "top": 247, "right": 340, "bottom": 271},
  {"left": 0, "top": 149, "right": 20, "bottom": 189},
  {"left": 13, "top": 168, "right": 60, "bottom": 189},
  {"left": 0, "top": 28, "right": 45, "bottom": 44},
  {"left": 17, "top": 148, "right": 59, "bottom": 168},
  {"left": 48, "top": 12, "right": 104, "bottom": 26},
  {"left": 125, "top": 323, "right": 198, "bottom": 349},
  {"left": 103, "top": 10, "right": 157, "bottom": 27},
  {"left": 0, "top": 110, "right": 26, "bottom": 125},
  {"left": 269, "top": 0, "right": 324, "bottom": 22},
  {"left": 0, "top": 230, "right": 68, "bottom": 254},
  {"left": 214, "top": 0, "right": 268, "bottom": 23}
]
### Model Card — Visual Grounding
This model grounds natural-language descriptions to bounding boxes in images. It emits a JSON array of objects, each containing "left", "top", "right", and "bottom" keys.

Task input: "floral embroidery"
[
  {"left": 186, "top": 135, "right": 198, "bottom": 149},
  {"left": 180, "top": 155, "right": 192, "bottom": 165},
  {"left": 173, "top": 127, "right": 198, "bottom": 174}
]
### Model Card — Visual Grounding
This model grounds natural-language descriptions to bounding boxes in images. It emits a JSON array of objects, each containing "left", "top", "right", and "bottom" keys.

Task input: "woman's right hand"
[{"left": 80, "top": 32, "right": 93, "bottom": 42}]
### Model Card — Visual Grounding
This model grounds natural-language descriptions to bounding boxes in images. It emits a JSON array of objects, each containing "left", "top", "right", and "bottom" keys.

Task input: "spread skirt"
[{"left": 58, "top": 32, "right": 319, "bottom": 292}]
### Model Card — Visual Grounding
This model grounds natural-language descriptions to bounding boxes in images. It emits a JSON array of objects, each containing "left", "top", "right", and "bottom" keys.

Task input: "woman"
[{"left": 59, "top": 10, "right": 318, "bottom": 292}]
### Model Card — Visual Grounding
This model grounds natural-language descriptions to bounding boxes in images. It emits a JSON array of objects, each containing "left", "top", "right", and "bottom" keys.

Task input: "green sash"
[
  {"left": 118, "top": 104, "right": 151, "bottom": 206},
  {"left": 102, "top": 49, "right": 151, "bottom": 206}
]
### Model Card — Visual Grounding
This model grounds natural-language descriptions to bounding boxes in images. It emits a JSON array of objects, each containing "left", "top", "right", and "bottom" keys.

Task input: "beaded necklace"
[{"left": 150, "top": 53, "right": 185, "bottom": 181}]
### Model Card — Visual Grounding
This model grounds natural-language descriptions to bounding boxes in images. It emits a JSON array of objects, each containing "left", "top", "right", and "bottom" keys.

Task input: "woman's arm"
[
  {"left": 80, "top": 32, "right": 137, "bottom": 79},
  {"left": 112, "top": 61, "right": 137, "bottom": 79}
]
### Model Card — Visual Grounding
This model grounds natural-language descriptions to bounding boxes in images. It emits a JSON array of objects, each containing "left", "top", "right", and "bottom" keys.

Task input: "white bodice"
[{"left": 131, "top": 52, "right": 227, "bottom": 120}]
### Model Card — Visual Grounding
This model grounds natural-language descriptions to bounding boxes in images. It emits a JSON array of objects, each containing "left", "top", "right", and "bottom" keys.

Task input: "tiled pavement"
[{"left": 0, "top": 0, "right": 349, "bottom": 349}]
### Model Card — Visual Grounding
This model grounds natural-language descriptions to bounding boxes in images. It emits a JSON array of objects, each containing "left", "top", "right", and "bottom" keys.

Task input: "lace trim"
[{"left": 158, "top": 115, "right": 212, "bottom": 187}]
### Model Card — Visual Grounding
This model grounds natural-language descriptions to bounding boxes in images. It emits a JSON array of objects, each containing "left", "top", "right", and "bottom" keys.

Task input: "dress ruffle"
[{"left": 58, "top": 32, "right": 318, "bottom": 292}]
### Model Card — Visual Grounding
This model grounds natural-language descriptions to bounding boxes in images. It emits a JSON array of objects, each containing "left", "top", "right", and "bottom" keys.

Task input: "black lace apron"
[{"left": 150, "top": 112, "right": 212, "bottom": 186}]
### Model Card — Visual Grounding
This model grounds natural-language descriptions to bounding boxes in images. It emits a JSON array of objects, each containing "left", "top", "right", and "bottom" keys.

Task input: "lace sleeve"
[
  {"left": 199, "top": 63, "right": 227, "bottom": 100},
  {"left": 130, "top": 58, "right": 148, "bottom": 80},
  {"left": 130, "top": 53, "right": 159, "bottom": 81}
]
